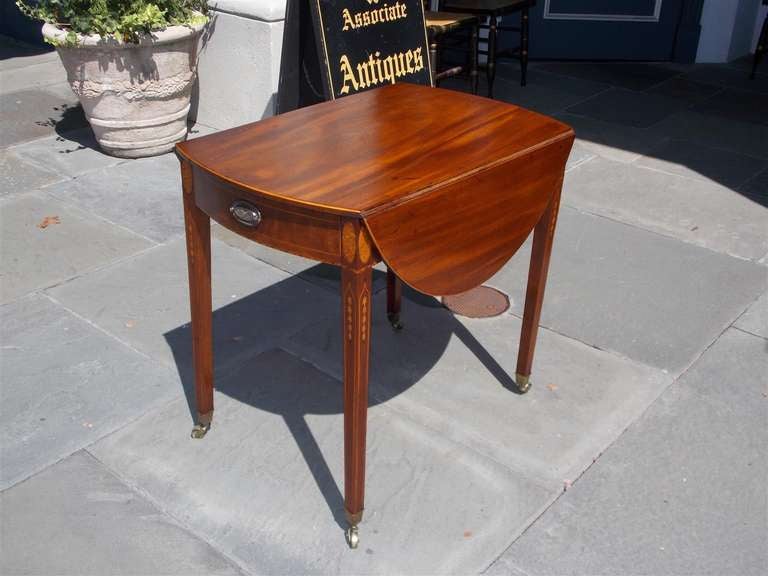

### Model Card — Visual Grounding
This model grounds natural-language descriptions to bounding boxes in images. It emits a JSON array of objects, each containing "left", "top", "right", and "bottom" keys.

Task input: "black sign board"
[{"left": 309, "top": 0, "right": 433, "bottom": 99}]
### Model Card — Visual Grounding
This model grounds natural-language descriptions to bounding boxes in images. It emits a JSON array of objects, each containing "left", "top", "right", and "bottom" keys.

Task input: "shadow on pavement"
[{"left": 163, "top": 264, "right": 522, "bottom": 528}]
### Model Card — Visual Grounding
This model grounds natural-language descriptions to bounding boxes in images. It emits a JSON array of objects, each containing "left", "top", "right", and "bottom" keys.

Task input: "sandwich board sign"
[
  {"left": 310, "top": 0, "right": 433, "bottom": 99},
  {"left": 277, "top": 0, "right": 432, "bottom": 111}
]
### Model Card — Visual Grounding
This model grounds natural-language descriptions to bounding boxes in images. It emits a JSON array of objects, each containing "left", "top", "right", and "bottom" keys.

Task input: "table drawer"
[{"left": 192, "top": 168, "right": 342, "bottom": 264}]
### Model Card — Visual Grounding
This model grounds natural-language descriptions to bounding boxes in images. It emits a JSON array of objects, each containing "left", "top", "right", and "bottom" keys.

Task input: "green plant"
[{"left": 16, "top": 0, "right": 208, "bottom": 44}]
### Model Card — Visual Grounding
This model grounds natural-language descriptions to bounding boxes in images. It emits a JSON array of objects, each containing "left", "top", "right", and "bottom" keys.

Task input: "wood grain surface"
[{"left": 176, "top": 84, "right": 572, "bottom": 216}]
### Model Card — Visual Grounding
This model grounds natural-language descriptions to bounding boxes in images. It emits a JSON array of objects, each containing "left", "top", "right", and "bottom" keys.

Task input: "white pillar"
[
  {"left": 696, "top": 0, "right": 761, "bottom": 63},
  {"left": 191, "top": 0, "right": 287, "bottom": 129}
]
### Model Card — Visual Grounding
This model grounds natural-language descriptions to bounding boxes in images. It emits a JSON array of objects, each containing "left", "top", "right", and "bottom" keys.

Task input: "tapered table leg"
[
  {"left": 181, "top": 161, "right": 214, "bottom": 437},
  {"left": 386, "top": 266, "right": 403, "bottom": 330},
  {"left": 515, "top": 179, "right": 563, "bottom": 393},
  {"left": 341, "top": 220, "right": 373, "bottom": 548}
]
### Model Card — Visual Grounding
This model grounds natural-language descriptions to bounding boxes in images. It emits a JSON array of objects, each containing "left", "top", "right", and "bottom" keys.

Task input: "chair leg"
[
  {"left": 521, "top": 7, "right": 529, "bottom": 87},
  {"left": 429, "top": 36, "right": 439, "bottom": 87},
  {"left": 471, "top": 22, "right": 480, "bottom": 95},
  {"left": 487, "top": 15, "right": 498, "bottom": 98},
  {"left": 752, "top": 14, "right": 767, "bottom": 80}
]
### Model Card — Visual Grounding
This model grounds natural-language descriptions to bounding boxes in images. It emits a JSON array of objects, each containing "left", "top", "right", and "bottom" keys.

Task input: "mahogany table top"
[{"left": 176, "top": 84, "right": 572, "bottom": 217}]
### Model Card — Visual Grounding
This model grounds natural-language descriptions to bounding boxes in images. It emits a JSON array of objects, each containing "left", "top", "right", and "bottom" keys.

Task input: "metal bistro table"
[{"left": 175, "top": 83, "right": 573, "bottom": 548}]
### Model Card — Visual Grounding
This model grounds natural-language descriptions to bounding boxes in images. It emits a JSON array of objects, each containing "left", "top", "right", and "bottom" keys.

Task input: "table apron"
[{"left": 192, "top": 168, "right": 344, "bottom": 265}]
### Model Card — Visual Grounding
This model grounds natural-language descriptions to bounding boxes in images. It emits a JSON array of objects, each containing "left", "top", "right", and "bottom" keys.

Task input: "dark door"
[{"left": 528, "top": 0, "right": 690, "bottom": 60}]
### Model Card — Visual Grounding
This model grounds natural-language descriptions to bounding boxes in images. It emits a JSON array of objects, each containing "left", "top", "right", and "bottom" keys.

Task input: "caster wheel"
[
  {"left": 388, "top": 313, "right": 404, "bottom": 331},
  {"left": 515, "top": 373, "right": 531, "bottom": 394},
  {"left": 346, "top": 525, "right": 359, "bottom": 549},
  {"left": 191, "top": 422, "right": 210, "bottom": 439}
]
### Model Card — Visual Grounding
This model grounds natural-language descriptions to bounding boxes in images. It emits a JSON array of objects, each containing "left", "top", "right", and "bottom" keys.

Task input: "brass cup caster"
[
  {"left": 388, "top": 313, "right": 404, "bottom": 331},
  {"left": 346, "top": 525, "right": 360, "bottom": 549},
  {"left": 191, "top": 412, "right": 212, "bottom": 439},
  {"left": 191, "top": 422, "right": 210, "bottom": 439},
  {"left": 515, "top": 373, "right": 531, "bottom": 394}
]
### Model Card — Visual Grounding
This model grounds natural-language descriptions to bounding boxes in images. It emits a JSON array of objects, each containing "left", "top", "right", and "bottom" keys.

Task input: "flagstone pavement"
[{"left": 1, "top": 34, "right": 766, "bottom": 575}]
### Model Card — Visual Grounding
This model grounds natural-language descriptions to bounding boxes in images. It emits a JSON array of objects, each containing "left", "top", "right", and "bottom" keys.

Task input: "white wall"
[
  {"left": 696, "top": 0, "right": 761, "bottom": 62},
  {"left": 190, "top": 1, "right": 286, "bottom": 130}
]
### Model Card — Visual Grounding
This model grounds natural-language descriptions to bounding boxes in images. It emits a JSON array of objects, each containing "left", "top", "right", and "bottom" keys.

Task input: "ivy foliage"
[{"left": 16, "top": 0, "right": 208, "bottom": 44}]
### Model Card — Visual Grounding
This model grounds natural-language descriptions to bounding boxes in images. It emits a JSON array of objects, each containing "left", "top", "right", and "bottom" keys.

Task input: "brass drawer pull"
[{"left": 230, "top": 200, "right": 262, "bottom": 228}]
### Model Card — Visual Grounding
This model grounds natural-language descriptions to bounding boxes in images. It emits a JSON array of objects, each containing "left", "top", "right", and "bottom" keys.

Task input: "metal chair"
[{"left": 441, "top": 0, "right": 535, "bottom": 96}]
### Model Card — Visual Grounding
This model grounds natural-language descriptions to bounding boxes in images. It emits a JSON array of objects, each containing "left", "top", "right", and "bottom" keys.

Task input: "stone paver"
[
  {"left": 563, "top": 156, "right": 768, "bottom": 260},
  {"left": 682, "top": 65, "right": 768, "bottom": 94},
  {"left": 651, "top": 110, "right": 768, "bottom": 159},
  {"left": 46, "top": 152, "right": 184, "bottom": 242},
  {"left": 646, "top": 76, "right": 722, "bottom": 104},
  {"left": 0, "top": 44, "right": 67, "bottom": 95},
  {"left": 0, "top": 294, "right": 181, "bottom": 489},
  {"left": 491, "top": 207, "right": 766, "bottom": 373},
  {"left": 0, "top": 450, "right": 244, "bottom": 576},
  {"left": 486, "top": 328, "right": 768, "bottom": 576},
  {"left": 0, "top": 147, "right": 63, "bottom": 196},
  {"left": 635, "top": 138, "right": 766, "bottom": 190},
  {"left": 534, "top": 61, "right": 680, "bottom": 91},
  {"left": 0, "top": 85, "right": 86, "bottom": 147},
  {"left": 739, "top": 167, "right": 768, "bottom": 206},
  {"left": 490, "top": 67, "right": 609, "bottom": 115},
  {"left": 285, "top": 291, "right": 671, "bottom": 482},
  {"left": 0, "top": 41, "right": 56, "bottom": 67},
  {"left": 566, "top": 88, "right": 687, "bottom": 129},
  {"left": 735, "top": 289, "right": 768, "bottom": 338},
  {"left": 556, "top": 112, "right": 667, "bottom": 164},
  {"left": 690, "top": 88, "right": 768, "bottom": 126},
  {"left": 0, "top": 192, "right": 152, "bottom": 304},
  {"left": 11, "top": 127, "right": 126, "bottom": 179},
  {"left": 47, "top": 237, "right": 338, "bottom": 376},
  {"left": 88, "top": 348, "right": 556, "bottom": 575}
]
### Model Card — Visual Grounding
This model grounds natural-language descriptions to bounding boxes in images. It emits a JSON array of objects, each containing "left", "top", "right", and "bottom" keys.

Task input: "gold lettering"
[
  {"left": 340, "top": 2, "right": 408, "bottom": 32},
  {"left": 337, "top": 47, "right": 428, "bottom": 95},
  {"left": 356, "top": 61, "right": 371, "bottom": 88},
  {"left": 405, "top": 50, "right": 414, "bottom": 73},
  {"left": 413, "top": 47, "right": 424, "bottom": 71},
  {"left": 374, "top": 51, "right": 385, "bottom": 84},
  {"left": 339, "top": 54, "right": 359, "bottom": 95},
  {"left": 394, "top": 52, "right": 406, "bottom": 76},
  {"left": 367, "top": 53, "right": 380, "bottom": 85},
  {"left": 382, "top": 55, "right": 395, "bottom": 84},
  {"left": 342, "top": 8, "right": 355, "bottom": 31}
]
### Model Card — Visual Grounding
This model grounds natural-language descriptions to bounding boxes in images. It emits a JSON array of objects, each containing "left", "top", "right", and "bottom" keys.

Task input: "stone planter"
[{"left": 43, "top": 20, "right": 204, "bottom": 158}]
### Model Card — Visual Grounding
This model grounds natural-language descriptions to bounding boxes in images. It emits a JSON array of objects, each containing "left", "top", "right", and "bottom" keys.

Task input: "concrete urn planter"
[{"left": 43, "top": 21, "right": 204, "bottom": 158}]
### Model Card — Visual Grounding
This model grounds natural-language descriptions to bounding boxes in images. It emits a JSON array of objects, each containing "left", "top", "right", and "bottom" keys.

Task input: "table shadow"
[{"left": 163, "top": 263, "right": 520, "bottom": 530}]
